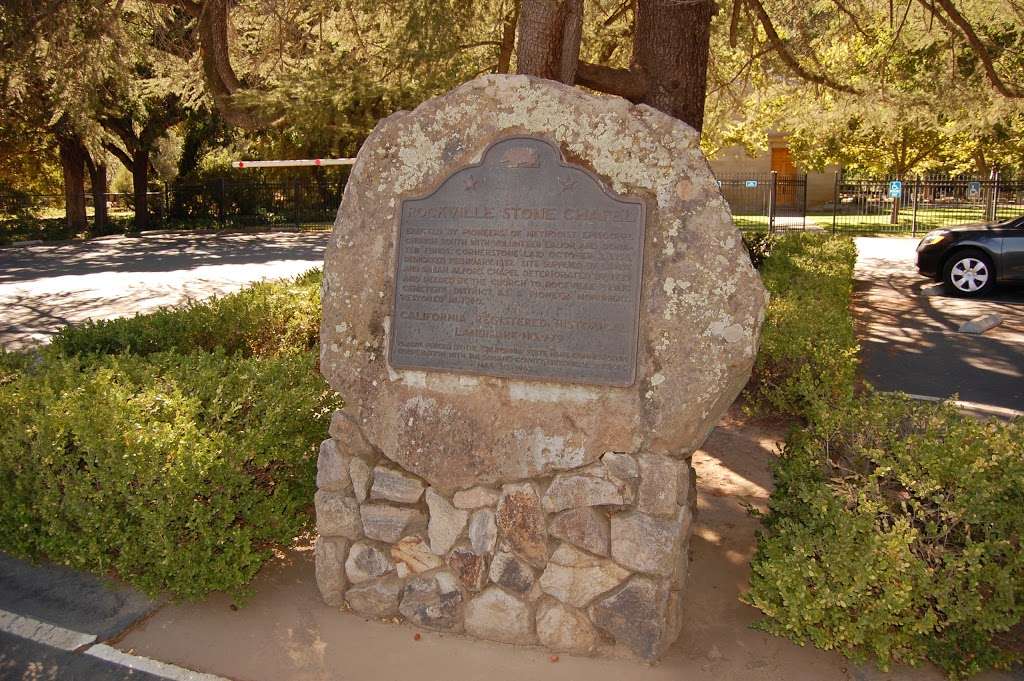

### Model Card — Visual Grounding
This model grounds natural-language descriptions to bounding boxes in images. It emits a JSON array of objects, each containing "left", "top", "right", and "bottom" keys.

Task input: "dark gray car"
[{"left": 916, "top": 216, "right": 1024, "bottom": 296}]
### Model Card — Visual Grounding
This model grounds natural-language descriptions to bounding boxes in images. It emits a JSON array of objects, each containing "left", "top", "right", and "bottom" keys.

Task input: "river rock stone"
[
  {"left": 453, "top": 486, "right": 501, "bottom": 510},
  {"left": 637, "top": 453, "right": 682, "bottom": 517},
  {"left": 319, "top": 75, "right": 768, "bottom": 495},
  {"left": 370, "top": 465, "right": 424, "bottom": 504},
  {"left": 447, "top": 545, "right": 488, "bottom": 591},
  {"left": 315, "top": 490, "right": 362, "bottom": 540},
  {"left": 539, "top": 543, "right": 630, "bottom": 608},
  {"left": 361, "top": 503, "right": 427, "bottom": 543},
  {"left": 425, "top": 488, "right": 469, "bottom": 555},
  {"left": 536, "top": 599, "right": 600, "bottom": 655},
  {"left": 314, "top": 536, "right": 349, "bottom": 606},
  {"left": 350, "top": 456, "right": 372, "bottom": 503},
  {"left": 317, "top": 439, "right": 351, "bottom": 492},
  {"left": 468, "top": 509, "right": 497, "bottom": 555},
  {"left": 464, "top": 587, "right": 534, "bottom": 644},
  {"left": 346, "top": 574, "right": 403, "bottom": 617},
  {"left": 488, "top": 550, "right": 535, "bottom": 595},
  {"left": 496, "top": 483, "right": 547, "bottom": 566},
  {"left": 391, "top": 536, "right": 443, "bottom": 574},
  {"left": 610, "top": 508, "right": 691, "bottom": 576},
  {"left": 345, "top": 541, "right": 395, "bottom": 583},
  {"left": 589, "top": 575, "right": 680, "bottom": 661},
  {"left": 549, "top": 507, "right": 610, "bottom": 557},
  {"left": 399, "top": 571, "right": 464, "bottom": 632},
  {"left": 542, "top": 465, "right": 634, "bottom": 513}
]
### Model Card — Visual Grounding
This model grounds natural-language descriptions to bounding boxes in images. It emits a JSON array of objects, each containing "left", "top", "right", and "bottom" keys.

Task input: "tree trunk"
[
  {"left": 58, "top": 137, "right": 88, "bottom": 232},
  {"left": 515, "top": 0, "right": 582, "bottom": 83},
  {"left": 497, "top": 1, "right": 520, "bottom": 74},
  {"left": 132, "top": 154, "right": 149, "bottom": 230},
  {"left": 86, "top": 158, "right": 108, "bottom": 233},
  {"left": 633, "top": 0, "right": 716, "bottom": 133}
]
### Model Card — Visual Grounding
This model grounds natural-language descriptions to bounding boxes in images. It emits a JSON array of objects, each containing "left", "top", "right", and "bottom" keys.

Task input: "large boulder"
[{"left": 320, "top": 74, "right": 766, "bottom": 494}]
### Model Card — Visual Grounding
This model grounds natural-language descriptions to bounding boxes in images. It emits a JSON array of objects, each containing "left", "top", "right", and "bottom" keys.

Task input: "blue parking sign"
[
  {"left": 745, "top": 179, "right": 758, "bottom": 189},
  {"left": 888, "top": 180, "right": 902, "bottom": 199},
  {"left": 968, "top": 181, "right": 981, "bottom": 197}
]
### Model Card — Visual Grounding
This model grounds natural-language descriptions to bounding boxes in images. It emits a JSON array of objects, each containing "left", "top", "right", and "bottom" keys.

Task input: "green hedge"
[
  {"left": 746, "top": 393, "right": 1024, "bottom": 678},
  {"left": 0, "top": 350, "right": 339, "bottom": 599},
  {"left": 746, "top": 233, "right": 859, "bottom": 421},
  {"left": 744, "top": 234, "right": 1024, "bottom": 678},
  {"left": 51, "top": 268, "right": 323, "bottom": 358}
]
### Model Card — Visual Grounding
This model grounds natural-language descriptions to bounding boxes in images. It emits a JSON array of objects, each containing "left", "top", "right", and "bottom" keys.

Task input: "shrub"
[
  {"left": 742, "top": 231, "right": 777, "bottom": 269},
  {"left": 745, "top": 392, "right": 1024, "bottom": 678},
  {"left": 0, "top": 350, "right": 340, "bottom": 598},
  {"left": 746, "top": 234, "right": 859, "bottom": 421},
  {"left": 51, "top": 269, "right": 323, "bottom": 358}
]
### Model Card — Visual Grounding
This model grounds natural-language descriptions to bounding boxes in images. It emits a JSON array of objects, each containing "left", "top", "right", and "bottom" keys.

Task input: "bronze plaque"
[{"left": 389, "top": 136, "right": 646, "bottom": 386}]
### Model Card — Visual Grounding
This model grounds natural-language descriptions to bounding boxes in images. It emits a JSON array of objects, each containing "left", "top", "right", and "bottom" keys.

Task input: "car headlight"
[{"left": 919, "top": 231, "right": 951, "bottom": 247}]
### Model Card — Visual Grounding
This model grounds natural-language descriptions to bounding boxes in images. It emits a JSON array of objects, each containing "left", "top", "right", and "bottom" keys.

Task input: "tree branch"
[
  {"left": 929, "top": 0, "right": 1023, "bottom": 97},
  {"left": 574, "top": 62, "right": 647, "bottom": 100},
  {"left": 744, "top": 0, "right": 860, "bottom": 94}
]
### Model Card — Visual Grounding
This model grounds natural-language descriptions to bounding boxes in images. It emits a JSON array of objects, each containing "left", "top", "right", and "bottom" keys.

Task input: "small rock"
[
  {"left": 959, "top": 313, "right": 1002, "bottom": 334},
  {"left": 610, "top": 508, "right": 690, "bottom": 576},
  {"left": 453, "top": 486, "right": 501, "bottom": 509},
  {"left": 345, "top": 541, "right": 394, "bottom": 583},
  {"left": 601, "top": 452, "right": 638, "bottom": 480},
  {"left": 464, "top": 587, "right": 534, "bottom": 644},
  {"left": 346, "top": 574, "right": 403, "bottom": 617},
  {"left": 315, "top": 490, "right": 362, "bottom": 540},
  {"left": 539, "top": 543, "right": 630, "bottom": 608},
  {"left": 391, "top": 536, "right": 443, "bottom": 574},
  {"left": 496, "top": 483, "right": 548, "bottom": 567},
  {"left": 536, "top": 599, "right": 600, "bottom": 655},
  {"left": 488, "top": 550, "right": 535, "bottom": 594},
  {"left": 316, "top": 439, "right": 351, "bottom": 492},
  {"left": 361, "top": 503, "right": 427, "bottom": 543},
  {"left": 549, "top": 507, "right": 610, "bottom": 557},
  {"left": 371, "top": 466, "right": 425, "bottom": 504},
  {"left": 637, "top": 453, "right": 681, "bottom": 517},
  {"left": 425, "top": 488, "right": 469, "bottom": 555},
  {"left": 468, "top": 509, "right": 497, "bottom": 555},
  {"left": 399, "top": 571, "right": 464, "bottom": 632},
  {"left": 314, "top": 536, "right": 349, "bottom": 606},
  {"left": 589, "top": 575, "right": 677, "bottom": 662},
  {"left": 542, "top": 468, "right": 632, "bottom": 513},
  {"left": 447, "top": 545, "right": 488, "bottom": 591},
  {"left": 350, "top": 457, "right": 373, "bottom": 503}
]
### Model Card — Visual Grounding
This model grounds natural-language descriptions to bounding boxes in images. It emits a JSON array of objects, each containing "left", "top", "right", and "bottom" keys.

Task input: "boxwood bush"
[
  {"left": 50, "top": 268, "right": 323, "bottom": 358},
  {"left": 745, "top": 393, "right": 1024, "bottom": 678},
  {"left": 0, "top": 350, "right": 339, "bottom": 599},
  {"left": 746, "top": 233, "right": 859, "bottom": 421}
]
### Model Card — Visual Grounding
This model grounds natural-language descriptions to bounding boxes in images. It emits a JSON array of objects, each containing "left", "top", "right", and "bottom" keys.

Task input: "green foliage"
[
  {"left": 0, "top": 349, "right": 339, "bottom": 599},
  {"left": 746, "top": 234, "right": 859, "bottom": 420},
  {"left": 745, "top": 392, "right": 1024, "bottom": 678},
  {"left": 741, "top": 230, "right": 776, "bottom": 269},
  {"left": 51, "top": 269, "right": 323, "bottom": 358}
]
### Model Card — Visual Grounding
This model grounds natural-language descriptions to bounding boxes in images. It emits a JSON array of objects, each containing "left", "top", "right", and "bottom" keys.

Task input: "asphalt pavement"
[{"left": 854, "top": 236, "right": 1024, "bottom": 414}]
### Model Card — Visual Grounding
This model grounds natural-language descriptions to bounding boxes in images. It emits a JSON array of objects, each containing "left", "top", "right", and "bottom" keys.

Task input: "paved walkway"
[
  {"left": 854, "top": 237, "right": 1024, "bottom": 414},
  {"left": 0, "top": 231, "right": 330, "bottom": 350}
]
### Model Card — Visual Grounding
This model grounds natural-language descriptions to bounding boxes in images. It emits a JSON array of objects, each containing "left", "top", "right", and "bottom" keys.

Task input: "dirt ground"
[{"left": 118, "top": 409, "right": 1017, "bottom": 681}]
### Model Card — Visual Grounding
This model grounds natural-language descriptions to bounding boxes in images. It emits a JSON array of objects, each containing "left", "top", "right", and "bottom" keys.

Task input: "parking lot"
[{"left": 854, "top": 237, "right": 1024, "bottom": 414}]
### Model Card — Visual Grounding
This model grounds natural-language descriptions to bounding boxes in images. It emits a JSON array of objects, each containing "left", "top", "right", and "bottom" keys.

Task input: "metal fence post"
[
  {"left": 801, "top": 173, "right": 808, "bottom": 230},
  {"left": 832, "top": 171, "right": 839, "bottom": 235},
  {"left": 768, "top": 170, "right": 778, "bottom": 233},
  {"left": 991, "top": 170, "right": 1001, "bottom": 221},
  {"left": 912, "top": 176, "right": 920, "bottom": 236}
]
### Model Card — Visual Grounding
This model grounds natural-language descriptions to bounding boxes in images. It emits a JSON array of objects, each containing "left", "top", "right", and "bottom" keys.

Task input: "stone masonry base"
[{"left": 314, "top": 411, "right": 696, "bottom": 662}]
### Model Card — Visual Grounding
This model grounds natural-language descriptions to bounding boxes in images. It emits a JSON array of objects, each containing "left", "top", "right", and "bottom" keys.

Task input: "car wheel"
[{"left": 943, "top": 249, "right": 995, "bottom": 297}]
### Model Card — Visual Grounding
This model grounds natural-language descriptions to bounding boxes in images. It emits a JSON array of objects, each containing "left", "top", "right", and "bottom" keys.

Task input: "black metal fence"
[
  {"left": 715, "top": 171, "right": 1024, "bottom": 234},
  {"left": 5, "top": 170, "right": 1024, "bottom": 243}
]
